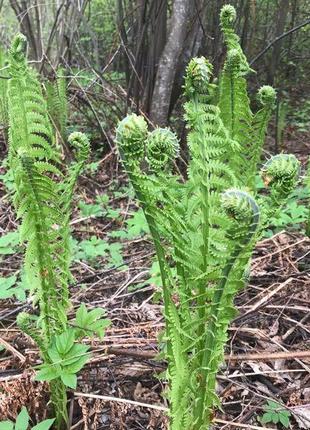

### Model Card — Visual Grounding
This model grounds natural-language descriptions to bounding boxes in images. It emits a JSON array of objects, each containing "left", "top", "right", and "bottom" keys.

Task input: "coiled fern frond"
[
  {"left": 220, "top": 4, "right": 252, "bottom": 75},
  {"left": 146, "top": 128, "right": 179, "bottom": 172}
]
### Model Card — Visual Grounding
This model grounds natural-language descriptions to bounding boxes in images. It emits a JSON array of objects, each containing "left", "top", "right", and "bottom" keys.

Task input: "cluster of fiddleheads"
[
  {"left": 6, "top": 34, "right": 109, "bottom": 429},
  {"left": 116, "top": 4, "right": 299, "bottom": 429}
]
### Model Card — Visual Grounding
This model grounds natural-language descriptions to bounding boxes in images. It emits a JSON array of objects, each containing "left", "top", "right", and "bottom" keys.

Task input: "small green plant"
[
  {"left": 0, "top": 158, "right": 15, "bottom": 191},
  {"left": 109, "top": 208, "right": 149, "bottom": 239},
  {"left": 6, "top": 34, "right": 110, "bottom": 429},
  {"left": 0, "top": 231, "right": 20, "bottom": 255},
  {"left": 73, "top": 236, "right": 124, "bottom": 268},
  {"left": 116, "top": 5, "right": 299, "bottom": 429},
  {"left": 0, "top": 407, "right": 54, "bottom": 430},
  {"left": 259, "top": 400, "right": 291, "bottom": 428}
]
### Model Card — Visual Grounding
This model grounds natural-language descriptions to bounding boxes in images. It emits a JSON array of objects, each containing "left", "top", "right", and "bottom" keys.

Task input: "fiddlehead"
[
  {"left": 220, "top": 4, "right": 251, "bottom": 75},
  {"left": 249, "top": 85, "right": 277, "bottom": 188},
  {"left": 116, "top": 113, "right": 148, "bottom": 164},
  {"left": 146, "top": 128, "right": 179, "bottom": 172},
  {"left": 260, "top": 154, "right": 300, "bottom": 229}
]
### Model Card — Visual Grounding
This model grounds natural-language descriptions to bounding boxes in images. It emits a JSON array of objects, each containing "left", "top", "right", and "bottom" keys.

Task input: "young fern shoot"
[
  {"left": 116, "top": 4, "right": 299, "bottom": 429},
  {"left": 7, "top": 34, "right": 110, "bottom": 429}
]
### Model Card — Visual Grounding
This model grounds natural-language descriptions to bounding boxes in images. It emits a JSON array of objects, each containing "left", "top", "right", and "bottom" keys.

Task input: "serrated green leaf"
[
  {"left": 55, "top": 329, "right": 75, "bottom": 355},
  {"left": 61, "top": 372, "right": 77, "bottom": 389},
  {"left": 35, "top": 365, "right": 59, "bottom": 382},
  {"left": 0, "top": 276, "right": 17, "bottom": 299},
  {"left": 279, "top": 413, "right": 290, "bottom": 428},
  {"left": 260, "top": 412, "right": 273, "bottom": 424}
]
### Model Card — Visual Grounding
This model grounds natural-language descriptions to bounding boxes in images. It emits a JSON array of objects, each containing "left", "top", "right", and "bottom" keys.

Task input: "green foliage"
[
  {"left": 45, "top": 68, "right": 68, "bottom": 141},
  {"left": 74, "top": 303, "right": 110, "bottom": 339},
  {"left": 35, "top": 328, "right": 90, "bottom": 389},
  {"left": 0, "top": 275, "right": 18, "bottom": 299},
  {"left": 109, "top": 208, "right": 149, "bottom": 239},
  {"left": 73, "top": 236, "right": 110, "bottom": 261},
  {"left": 115, "top": 5, "right": 299, "bottom": 429},
  {"left": 259, "top": 400, "right": 291, "bottom": 428},
  {"left": 6, "top": 34, "right": 108, "bottom": 429},
  {"left": 0, "top": 46, "right": 9, "bottom": 127},
  {"left": 290, "top": 98, "right": 310, "bottom": 132},
  {"left": 0, "top": 158, "right": 15, "bottom": 191},
  {"left": 73, "top": 236, "right": 124, "bottom": 268},
  {"left": 0, "top": 407, "right": 54, "bottom": 430},
  {"left": 0, "top": 231, "right": 20, "bottom": 255}
]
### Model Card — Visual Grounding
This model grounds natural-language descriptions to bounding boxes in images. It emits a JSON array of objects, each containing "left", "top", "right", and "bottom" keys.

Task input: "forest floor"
[{"left": 0, "top": 128, "right": 309, "bottom": 430}]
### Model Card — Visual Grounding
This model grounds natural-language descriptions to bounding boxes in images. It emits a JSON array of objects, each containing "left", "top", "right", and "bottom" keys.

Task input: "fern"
[
  {"left": 0, "top": 46, "right": 9, "bottom": 128},
  {"left": 46, "top": 67, "right": 68, "bottom": 142},
  {"left": 7, "top": 34, "right": 109, "bottom": 429},
  {"left": 116, "top": 5, "right": 299, "bottom": 429}
]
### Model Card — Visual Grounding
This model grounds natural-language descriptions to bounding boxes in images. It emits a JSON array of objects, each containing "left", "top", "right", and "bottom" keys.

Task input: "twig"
[
  {"left": 234, "top": 278, "right": 293, "bottom": 321},
  {"left": 73, "top": 392, "right": 272, "bottom": 429},
  {"left": 0, "top": 337, "right": 25, "bottom": 363},
  {"left": 250, "top": 18, "right": 310, "bottom": 65},
  {"left": 74, "top": 391, "right": 168, "bottom": 411}
]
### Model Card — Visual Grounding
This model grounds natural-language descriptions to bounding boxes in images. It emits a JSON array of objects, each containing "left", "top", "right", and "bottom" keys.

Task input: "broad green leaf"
[
  {"left": 0, "top": 421, "right": 14, "bottom": 430},
  {"left": 55, "top": 329, "right": 75, "bottom": 355},
  {"left": 0, "top": 275, "right": 17, "bottom": 299},
  {"left": 61, "top": 372, "right": 77, "bottom": 389},
  {"left": 32, "top": 419, "right": 55, "bottom": 430},
  {"left": 0, "top": 231, "right": 19, "bottom": 255},
  {"left": 279, "top": 413, "right": 290, "bottom": 428},
  {"left": 35, "top": 365, "right": 59, "bottom": 382},
  {"left": 15, "top": 407, "right": 29, "bottom": 430},
  {"left": 260, "top": 412, "right": 274, "bottom": 424}
]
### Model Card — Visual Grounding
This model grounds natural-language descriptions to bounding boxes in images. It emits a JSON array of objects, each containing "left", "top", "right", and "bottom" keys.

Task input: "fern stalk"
[{"left": 7, "top": 34, "right": 92, "bottom": 429}]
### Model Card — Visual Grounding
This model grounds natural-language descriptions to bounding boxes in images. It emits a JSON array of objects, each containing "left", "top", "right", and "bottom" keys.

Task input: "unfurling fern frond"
[
  {"left": 248, "top": 85, "right": 277, "bottom": 187},
  {"left": 220, "top": 4, "right": 252, "bottom": 75},
  {"left": 116, "top": 113, "right": 148, "bottom": 162},
  {"left": 146, "top": 128, "right": 179, "bottom": 172},
  {"left": 259, "top": 154, "right": 300, "bottom": 228}
]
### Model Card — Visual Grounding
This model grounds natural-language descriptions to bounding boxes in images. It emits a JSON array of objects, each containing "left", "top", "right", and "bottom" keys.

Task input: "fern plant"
[
  {"left": 45, "top": 67, "right": 68, "bottom": 143},
  {"left": 6, "top": 34, "right": 110, "bottom": 430},
  {"left": 116, "top": 5, "right": 299, "bottom": 429},
  {"left": 0, "top": 45, "right": 9, "bottom": 128}
]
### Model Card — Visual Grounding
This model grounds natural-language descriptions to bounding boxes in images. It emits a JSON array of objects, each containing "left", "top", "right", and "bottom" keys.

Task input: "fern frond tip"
[
  {"left": 258, "top": 85, "right": 276, "bottom": 107},
  {"left": 184, "top": 57, "right": 213, "bottom": 96},
  {"left": 116, "top": 114, "right": 148, "bottom": 161},
  {"left": 220, "top": 4, "right": 237, "bottom": 29},
  {"left": 221, "top": 189, "right": 260, "bottom": 238},
  {"left": 146, "top": 128, "right": 179, "bottom": 171},
  {"left": 261, "top": 154, "right": 300, "bottom": 193},
  {"left": 9, "top": 33, "right": 27, "bottom": 62},
  {"left": 68, "top": 132, "right": 90, "bottom": 162}
]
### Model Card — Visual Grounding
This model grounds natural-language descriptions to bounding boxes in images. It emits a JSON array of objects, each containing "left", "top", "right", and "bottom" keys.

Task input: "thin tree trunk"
[
  {"left": 267, "top": 0, "right": 290, "bottom": 84},
  {"left": 150, "top": 0, "right": 191, "bottom": 126}
]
